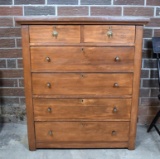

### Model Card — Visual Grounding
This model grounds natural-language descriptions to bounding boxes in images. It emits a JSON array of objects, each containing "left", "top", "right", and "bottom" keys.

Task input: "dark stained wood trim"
[
  {"left": 21, "top": 25, "right": 36, "bottom": 151},
  {"left": 15, "top": 16, "right": 150, "bottom": 25},
  {"left": 128, "top": 26, "right": 143, "bottom": 150}
]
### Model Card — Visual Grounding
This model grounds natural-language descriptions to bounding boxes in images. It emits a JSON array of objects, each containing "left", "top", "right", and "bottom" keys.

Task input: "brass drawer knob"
[
  {"left": 52, "top": 26, "right": 58, "bottom": 38},
  {"left": 47, "top": 82, "right": 51, "bottom": 88},
  {"left": 46, "top": 57, "right": 50, "bottom": 62},
  {"left": 48, "top": 130, "right": 53, "bottom": 136},
  {"left": 114, "top": 83, "right": 119, "bottom": 87},
  {"left": 113, "top": 107, "right": 118, "bottom": 113},
  {"left": 47, "top": 107, "right": 52, "bottom": 112},
  {"left": 112, "top": 130, "right": 117, "bottom": 136},
  {"left": 115, "top": 56, "right": 120, "bottom": 62},
  {"left": 107, "top": 26, "right": 113, "bottom": 38},
  {"left": 107, "top": 30, "right": 113, "bottom": 38}
]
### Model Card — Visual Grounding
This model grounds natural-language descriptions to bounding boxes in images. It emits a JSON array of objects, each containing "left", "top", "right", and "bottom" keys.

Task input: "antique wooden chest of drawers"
[{"left": 16, "top": 17, "right": 149, "bottom": 150}]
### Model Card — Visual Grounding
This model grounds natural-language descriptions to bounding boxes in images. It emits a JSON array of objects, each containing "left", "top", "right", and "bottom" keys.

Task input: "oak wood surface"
[
  {"left": 17, "top": 17, "right": 148, "bottom": 150},
  {"left": 29, "top": 25, "right": 80, "bottom": 43},
  {"left": 84, "top": 25, "right": 135, "bottom": 44},
  {"left": 128, "top": 26, "right": 143, "bottom": 150},
  {"left": 30, "top": 43, "right": 135, "bottom": 47},
  {"left": 36, "top": 141, "right": 128, "bottom": 148},
  {"left": 31, "top": 47, "right": 134, "bottom": 72},
  {"left": 33, "top": 98, "right": 131, "bottom": 121},
  {"left": 21, "top": 25, "right": 35, "bottom": 151},
  {"left": 35, "top": 121, "right": 129, "bottom": 142},
  {"left": 15, "top": 16, "right": 150, "bottom": 25},
  {"left": 32, "top": 73, "right": 133, "bottom": 96}
]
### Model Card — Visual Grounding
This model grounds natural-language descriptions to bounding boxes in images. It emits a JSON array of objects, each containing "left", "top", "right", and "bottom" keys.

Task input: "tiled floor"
[{"left": 0, "top": 123, "right": 160, "bottom": 159}]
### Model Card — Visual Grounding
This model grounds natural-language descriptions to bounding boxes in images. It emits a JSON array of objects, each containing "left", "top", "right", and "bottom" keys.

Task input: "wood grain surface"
[
  {"left": 84, "top": 25, "right": 135, "bottom": 44},
  {"left": 32, "top": 73, "right": 133, "bottom": 96},
  {"left": 35, "top": 121, "right": 129, "bottom": 142},
  {"left": 31, "top": 47, "right": 134, "bottom": 72},
  {"left": 29, "top": 25, "right": 80, "bottom": 43},
  {"left": 33, "top": 98, "right": 131, "bottom": 121}
]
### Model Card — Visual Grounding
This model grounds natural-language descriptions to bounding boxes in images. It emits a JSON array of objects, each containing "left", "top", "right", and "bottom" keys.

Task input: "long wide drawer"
[
  {"left": 84, "top": 25, "right": 135, "bottom": 44},
  {"left": 29, "top": 25, "right": 80, "bottom": 44},
  {"left": 32, "top": 73, "right": 133, "bottom": 96},
  {"left": 35, "top": 122, "right": 129, "bottom": 142},
  {"left": 33, "top": 98, "right": 131, "bottom": 121},
  {"left": 31, "top": 47, "right": 134, "bottom": 72}
]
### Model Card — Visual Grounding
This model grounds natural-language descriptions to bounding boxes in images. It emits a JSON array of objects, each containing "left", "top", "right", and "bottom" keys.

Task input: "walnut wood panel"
[
  {"left": 84, "top": 25, "right": 135, "bottom": 44},
  {"left": 29, "top": 25, "right": 80, "bottom": 44},
  {"left": 31, "top": 47, "right": 134, "bottom": 72},
  {"left": 35, "top": 122, "right": 129, "bottom": 142},
  {"left": 33, "top": 98, "right": 131, "bottom": 121},
  {"left": 32, "top": 73, "right": 133, "bottom": 96}
]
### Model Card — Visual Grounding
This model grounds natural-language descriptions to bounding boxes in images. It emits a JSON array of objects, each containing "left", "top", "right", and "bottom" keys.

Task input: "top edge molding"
[{"left": 15, "top": 16, "right": 150, "bottom": 25}]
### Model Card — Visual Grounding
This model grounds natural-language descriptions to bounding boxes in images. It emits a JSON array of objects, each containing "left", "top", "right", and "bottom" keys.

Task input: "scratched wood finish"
[
  {"left": 35, "top": 122, "right": 129, "bottom": 142},
  {"left": 31, "top": 47, "right": 134, "bottom": 72},
  {"left": 33, "top": 98, "right": 131, "bottom": 121},
  {"left": 84, "top": 25, "right": 135, "bottom": 44},
  {"left": 29, "top": 25, "right": 80, "bottom": 43},
  {"left": 32, "top": 73, "right": 133, "bottom": 96}
]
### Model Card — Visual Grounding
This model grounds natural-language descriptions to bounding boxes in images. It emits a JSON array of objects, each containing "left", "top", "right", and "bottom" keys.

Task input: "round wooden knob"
[
  {"left": 112, "top": 130, "right": 117, "bottom": 135},
  {"left": 48, "top": 130, "right": 53, "bottom": 136},
  {"left": 113, "top": 107, "right": 118, "bottom": 113},
  {"left": 114, "top": 83, "right": 119, "bottom": 87},
  {"left": 115, "top": 56, "right": 120, "bottom": 61},
  {"left": 46, "top": 57, "right": 50, "bottom": 62},
  {"left": 47, "top": 107, "right": 52, "bottom": 112},
  {"left": 47, "top": 82, "right": 51, "bottom": 88}
]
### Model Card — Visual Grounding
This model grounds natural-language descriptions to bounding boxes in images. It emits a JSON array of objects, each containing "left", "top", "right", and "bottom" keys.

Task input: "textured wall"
[{"left": 0, "top": 0, "right": 159, "bottom": 124}]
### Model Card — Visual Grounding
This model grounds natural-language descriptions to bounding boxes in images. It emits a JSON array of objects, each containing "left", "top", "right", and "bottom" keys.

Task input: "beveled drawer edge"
[
  {"left": 32, "top": 95, "right": 132, "bottom": 99},
  {"left": 36, "top": 141, "right": 128, "bottom": 148},
  {"left": 30, "top": 43, "right": 135, "bottom": 47},
  {"left": 34, "top": 118, "right": 131, "bottom": 122}
]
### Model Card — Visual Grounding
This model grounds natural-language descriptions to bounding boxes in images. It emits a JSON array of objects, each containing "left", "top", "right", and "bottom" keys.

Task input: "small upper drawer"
[
  {"left": 29, "top": 25, "right": 80, "bottom": 44},
  {"left": 84, "top": 25, "right": 135, "bottom": 44}
]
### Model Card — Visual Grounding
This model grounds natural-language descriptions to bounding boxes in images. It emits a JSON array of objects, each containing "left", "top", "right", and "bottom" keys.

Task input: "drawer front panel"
[
  {"left": 32, "top": 73, "right": 133, "bottom": 96},
  {"left": 31, "top": 47, "right": 134, "bottom": 72},
  {"left": 33, "top": 98, "right": 131, "bottom": 121},
  {"left": 84, "top": 25, "right": 135, "bottom": 44},
  {"left": 29, "top": 25, "right": 80, "bottom": 43},
  {"left": 35, "top": 122, "right": 129, "bottom": 142}
]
